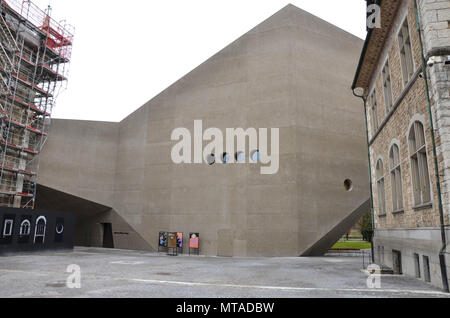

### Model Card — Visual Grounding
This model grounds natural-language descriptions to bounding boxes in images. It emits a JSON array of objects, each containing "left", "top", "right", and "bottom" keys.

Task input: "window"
[
  {"left": 369, "top": 90, "right": 379, "bottom": 133},
  {"left": 222, "top": 153, "right": 230, "bottom": 164},
  {"left": 392, "top": 250, "right": 403, "bottom": 275},
  {"left": 409, "top": 121, "right": 431, "bottom": 206},
  {"left": 423, "top": 256, "right": 431, "bottom": 282},
  {"left": 19, "top": 220, "right": 31, "bottom": 236},
  {"left": 3, "top": 219, "right": 13, "bottom": 237},
  {"left": 382, "top": 61, "right": 393, "bottom": 112},
  {"left": 250, "top": 150, "right": 260, "bottom": 163},
  {"left": 414, "top": 253, "right": 421, "bottom": 278},
  {"left": 398, "top": 18, "right": 415, "bottom": 86},
  {"left": 235, "top": 151, "right": 245, "bottom": 163},
  {"left": 206, "top": 154, "right": 215, "bottom": 165},
  {"left": 344, "top": 179, "right": 353, "bottom": 192},
  {"left": 376, "top": 159, "right": 386, "bottom": 216},
  {"left": 389, "top": 144, "right": 404, "bottom": 212}
]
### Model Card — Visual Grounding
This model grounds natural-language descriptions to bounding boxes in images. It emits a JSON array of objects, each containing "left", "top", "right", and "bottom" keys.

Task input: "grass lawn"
[{"left": 332, "top": 241, "right": 372, "bottom": 250}]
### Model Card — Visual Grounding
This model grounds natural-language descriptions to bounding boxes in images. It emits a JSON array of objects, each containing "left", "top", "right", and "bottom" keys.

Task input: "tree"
[{"left": 360, "top": 211, "right": 373, "bottom": 242}]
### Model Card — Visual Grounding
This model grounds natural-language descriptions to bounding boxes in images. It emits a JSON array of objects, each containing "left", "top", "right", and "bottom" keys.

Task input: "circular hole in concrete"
[
  {"left": 235, "top": 151, "right": 245, "bottom": 163},
  {"left": 207, "top": 154, "right": 216, "bottom": 165},
  {"left": 250, "top": 150, "right": 260, "bottom": 163},
  {"left": 222, "top": 152, "right": 230, "bottom": 164},
  {"left": 344, "top": 179, "right": 353, "bottom": 192}
]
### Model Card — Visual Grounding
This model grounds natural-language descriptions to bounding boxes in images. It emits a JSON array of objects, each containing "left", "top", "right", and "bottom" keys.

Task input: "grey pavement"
[{"left": 0, "top": 247, "right": 448, "bottom": 298}]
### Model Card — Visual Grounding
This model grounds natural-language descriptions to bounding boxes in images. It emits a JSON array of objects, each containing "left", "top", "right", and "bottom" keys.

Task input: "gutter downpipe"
[
  {"left": 352, "top": 89, "right": 375, "bottom": 264},
  {"left": 414, "top": 0, "right": 449, "bottom": 293}
]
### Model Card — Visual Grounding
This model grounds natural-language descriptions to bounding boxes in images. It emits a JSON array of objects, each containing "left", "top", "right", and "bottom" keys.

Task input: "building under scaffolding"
[{"left": 0, "top": 0, "right": 73, "bottom": 209}]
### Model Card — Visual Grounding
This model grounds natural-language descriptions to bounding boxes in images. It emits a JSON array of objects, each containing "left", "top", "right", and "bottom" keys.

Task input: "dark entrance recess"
[
  {"left": 393, "top": 250, "right": 402, "bottom": 274},
  {"left": 102, "top": 223, "right": 114, "bottom": 249}
]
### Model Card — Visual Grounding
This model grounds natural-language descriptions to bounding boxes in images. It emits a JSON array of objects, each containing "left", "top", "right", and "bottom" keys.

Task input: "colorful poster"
[
  {"left": 159, "top": 232, "right": 168, "bottom": 247},
  {"left": 168, "top": 232, "right": 177, "bottom": 248},
  {"left": 189, "top": 233, "right": 199, "bottom": 249},
  {"left": 177, "top": 232, "right": 183, "bottom": 248}
]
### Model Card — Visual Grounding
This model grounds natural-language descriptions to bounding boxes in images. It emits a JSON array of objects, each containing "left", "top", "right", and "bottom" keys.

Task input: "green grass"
[{"left": 332, "top": 241, "right": 372, "bottom": 250}]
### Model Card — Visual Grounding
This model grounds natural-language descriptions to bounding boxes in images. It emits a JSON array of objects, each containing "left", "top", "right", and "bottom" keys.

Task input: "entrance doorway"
[{"left": 102, "top": 223, "right": 114, "bottom": 249}]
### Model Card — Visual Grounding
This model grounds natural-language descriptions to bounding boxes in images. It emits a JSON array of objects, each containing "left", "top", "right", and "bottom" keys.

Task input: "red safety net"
[{"left": 2, "top": 0, "right": 73, "bottom": 60}]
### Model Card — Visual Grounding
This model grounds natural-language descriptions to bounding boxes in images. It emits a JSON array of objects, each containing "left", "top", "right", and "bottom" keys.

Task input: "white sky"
[{"left": 30, "top": 0, "right": 367, "bottom": 122}]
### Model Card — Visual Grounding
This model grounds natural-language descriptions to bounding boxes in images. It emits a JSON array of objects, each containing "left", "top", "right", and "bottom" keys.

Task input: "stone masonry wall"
[
  {"left": 368, "top": 1, "right": 442, "bottom": 230},
  {"left": 418, "top": 0, "right": 450, "bottom": 223}
]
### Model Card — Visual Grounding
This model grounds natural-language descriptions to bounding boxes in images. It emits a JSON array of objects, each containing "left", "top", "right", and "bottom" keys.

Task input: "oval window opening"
[
  {"left": 250, "top": 150, "right": 260, "bottom": 163},
  {"left": 207, "top": 154, "right": 216, "bottom": 165},
  {"left": 222, "top": 152, "right": 230, "bottom": 164},
  {"left": 344, "top": 179, "right": 353, "bottom": 192},
  {"left": 235, "top": 151, "right": 245, "bottom": 163}
]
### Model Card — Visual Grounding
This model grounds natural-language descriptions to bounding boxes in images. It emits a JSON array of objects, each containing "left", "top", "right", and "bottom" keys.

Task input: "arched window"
[
  {"left": 34, "top": 216, "right": 47, "bottom": 244},
  {"left": 370, "top": 90, "right": 379, "bottom": 133},
  {"left": 376, "top": 159, "right": 386, "bottom": 215},
  {"left": 19, "top": 220, "right": 31, "bottom": 236},
  {"left": 409, "top": 122, "right": 431, "bottom": 206},
  {"left": 390, "top": 144, "right": 404, "bottom": 212}
]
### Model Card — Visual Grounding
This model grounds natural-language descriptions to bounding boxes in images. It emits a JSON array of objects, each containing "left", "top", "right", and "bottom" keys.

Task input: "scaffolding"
[{"left": 0, "top": 0, "right": 73, "bottom": 209}]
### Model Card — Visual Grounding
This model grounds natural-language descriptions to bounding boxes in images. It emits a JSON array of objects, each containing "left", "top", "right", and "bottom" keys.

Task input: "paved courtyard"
[{"left": 0, "top": 247, "right": 448, "bottom": 298}]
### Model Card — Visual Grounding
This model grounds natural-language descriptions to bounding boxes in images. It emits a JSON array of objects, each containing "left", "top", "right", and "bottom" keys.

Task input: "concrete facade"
[
  {"left": 37, "top": 5, "right": 369, "bottom": 257},
  {"left": 353, "top": 0, "right": 450, "bottom": 289}
]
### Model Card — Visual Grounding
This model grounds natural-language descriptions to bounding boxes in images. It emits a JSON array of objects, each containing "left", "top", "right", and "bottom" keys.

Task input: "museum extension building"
[{"left": 34, "top": 4, "right": 370, "bottom": 257}]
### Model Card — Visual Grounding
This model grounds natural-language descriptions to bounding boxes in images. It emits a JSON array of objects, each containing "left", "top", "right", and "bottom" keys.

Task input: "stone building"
[
  {"left": 353, "top": 0, "right": 450, "bottom": 289},
  {"left": 34, "top": 4, "right": 370, "bottom": 257}
]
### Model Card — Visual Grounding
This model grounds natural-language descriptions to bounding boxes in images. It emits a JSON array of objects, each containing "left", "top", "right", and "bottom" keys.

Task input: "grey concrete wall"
[
  {"left": 374, "top": 228, "right": 450, "bottom": 289},
  {"left": 39, "top": 4, "right": 369, "bottom": 257},
  {"left": 39, "top": 119, "right": 119, "bottom": 207}
]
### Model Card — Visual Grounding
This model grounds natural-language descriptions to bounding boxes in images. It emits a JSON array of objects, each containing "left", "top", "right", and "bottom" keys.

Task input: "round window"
[
  {"left": 222, "top": 153, "right": 230, "bottom": 164},
  {"left": 344, "top": 179, "right": 353, "bottom": 192},
  {"left": 251, "top": 150, "right": 260, "bottom": 163},
  {"left": 206, "top": 154, "right": 216, "bottom": 165},
  {"left": 235, "top": 151, "right": 245, "bottom": 163}
]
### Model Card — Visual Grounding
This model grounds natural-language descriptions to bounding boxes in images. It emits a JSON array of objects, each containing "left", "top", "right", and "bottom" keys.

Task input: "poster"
[
  {"left": 177, "top": 232, "right": 183, "bottom": 248},
  {"left": 168, "top": 232, "right": 177, "bottom": 248},
  {"left": 159, "top": 232, "right": 168, "bottom": 247},
  {"left": 189, "top": 233, "right": 199, "bottom": 249}
]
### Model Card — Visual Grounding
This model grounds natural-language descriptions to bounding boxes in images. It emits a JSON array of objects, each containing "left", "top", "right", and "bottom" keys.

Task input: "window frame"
[
  {"left": 398, "top": 17, "right": 415, "bottom": 87},
  {"left": 423, "top": 255, "right": 431, "bottom": 283},
  {"left": 376, "top": 159, "right": 387, "bottom": 216},
  {"left": 389, "top": 143, "right": 404, "bottom": 213},
  {"left": 369, "top": 89, "right": 379, "bottom": 134},
  {"left": 414, "top": 253, "right": 421, "bottom": 278},
  {"left": 408, "top": 121, "right": 432, "bottom": 208},
  {"left": 382, "top": 59, "right": 393, "bottom": 113}
]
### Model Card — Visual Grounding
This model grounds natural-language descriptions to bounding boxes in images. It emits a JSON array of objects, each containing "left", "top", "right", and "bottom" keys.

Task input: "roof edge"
[{"left": 352, "top": 0, "right": 382, "bottom": 91}]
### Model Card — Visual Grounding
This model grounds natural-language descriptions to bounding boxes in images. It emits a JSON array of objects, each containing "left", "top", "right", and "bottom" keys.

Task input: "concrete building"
[
  {"left": 36, "top": 4, "right": 369, "bottom": 257},
  {"left": 352, "top": 0, "right": 450, "bottom": 289}
]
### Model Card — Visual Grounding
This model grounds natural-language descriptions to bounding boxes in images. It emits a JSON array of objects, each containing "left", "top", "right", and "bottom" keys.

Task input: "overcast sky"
[{"left": 30, "top": 0, "right": 367, "bottom": 122}]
